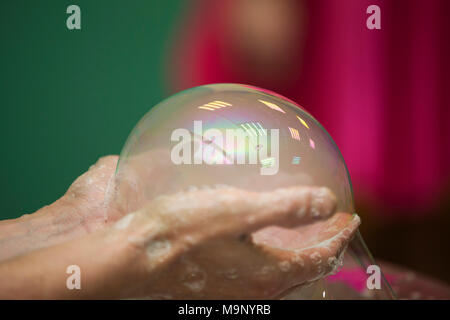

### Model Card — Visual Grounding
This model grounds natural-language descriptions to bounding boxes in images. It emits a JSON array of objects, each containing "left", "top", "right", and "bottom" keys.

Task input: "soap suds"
[
  {"left": 146, "top": 239, "right": 172, "bottom": 266},
  {"left": 114, "top": 213, "right": 135, "bottom": 230}
]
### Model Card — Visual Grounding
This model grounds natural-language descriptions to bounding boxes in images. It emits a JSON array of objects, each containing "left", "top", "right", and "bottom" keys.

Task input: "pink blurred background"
[{"left": 166, "top": 0, "right": 450, "bottom": 283}]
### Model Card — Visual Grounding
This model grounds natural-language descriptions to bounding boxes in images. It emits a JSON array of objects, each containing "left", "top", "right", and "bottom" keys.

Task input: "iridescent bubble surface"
[
  {"left": 110, "top": 83, "right": 395, "bottom": 299},
  {"left": 114, "top": 84, "right": 353, "bottom": 214}
]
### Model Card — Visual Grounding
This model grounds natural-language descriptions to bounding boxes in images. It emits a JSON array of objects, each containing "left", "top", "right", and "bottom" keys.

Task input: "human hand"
[
  {"left": 105, "top": 185, "right": 359, "bottom": 299},
  {"left": 0, "top": 156, "right": 360, "bottom": 299},
  {"left": 0, "top": 156, "right": 119, "bottom": 261}
]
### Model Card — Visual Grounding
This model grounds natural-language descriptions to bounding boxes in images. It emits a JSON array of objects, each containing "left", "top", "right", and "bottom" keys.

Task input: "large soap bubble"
[{"left": 110, "top": 83, "right": 395, "bottom": 299}]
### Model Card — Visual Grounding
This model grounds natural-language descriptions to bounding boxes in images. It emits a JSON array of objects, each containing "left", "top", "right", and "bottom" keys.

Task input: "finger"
[
  {"left": 251, "top": 212, "right": 361, "bottom": 289},
  {"left": 63, "top": 155, "right": 119, "bottom": 228},
  {"left": 66, "top": 155, "right": 119, "bottom": 200},
  {"left": 138, "top": 185, "right": 337, "bottom": 245}
]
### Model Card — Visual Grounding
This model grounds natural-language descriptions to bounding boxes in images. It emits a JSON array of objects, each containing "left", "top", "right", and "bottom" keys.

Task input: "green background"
[{"left": 0, "top": 1, "right": 185, "bottom": 219}]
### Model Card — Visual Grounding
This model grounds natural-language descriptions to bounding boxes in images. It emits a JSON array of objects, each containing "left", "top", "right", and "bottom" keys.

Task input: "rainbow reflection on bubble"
[{"left": 111, "top": 83, "right": 395, "bottom": 300}]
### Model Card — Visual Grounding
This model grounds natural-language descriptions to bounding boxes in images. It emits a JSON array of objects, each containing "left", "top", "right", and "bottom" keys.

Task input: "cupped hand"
[
  {"left": 110, "top": 185, "right": 359, "bottom": 299},
  {"left": 0, "top": 155, "right": 360, "bottom": 299}
]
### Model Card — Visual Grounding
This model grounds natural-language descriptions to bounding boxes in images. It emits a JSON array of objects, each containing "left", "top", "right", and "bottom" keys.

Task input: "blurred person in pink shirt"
[{"left": 168, "top": 0, "right": 450, "bottom": 217}]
